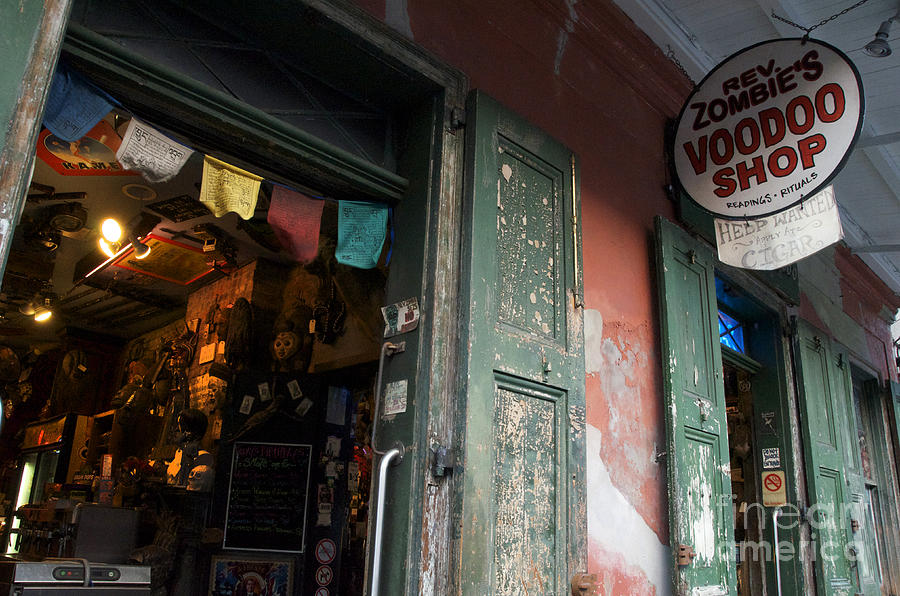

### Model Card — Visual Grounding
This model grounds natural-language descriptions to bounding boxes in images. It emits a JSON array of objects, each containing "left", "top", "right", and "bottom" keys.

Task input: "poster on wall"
[
  {"left": 672, "top": 38, "right": 863, "bottom": 219},
  {"left": 714, "top": 185, "right": 843, "bottom": 270},
  {"left": 113, "top": 234, "right": 214, "bottom": 285},
  {"left": 36, "top": 120, "right": 137, "bottom": 176},
  {"left": 208, "top": 556, "right": 292, "bottom": 596}
]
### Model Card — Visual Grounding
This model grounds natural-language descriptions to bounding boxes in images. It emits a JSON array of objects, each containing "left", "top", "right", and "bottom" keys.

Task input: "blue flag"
[
  {"left": 43, "top": 65, "right": 113, "bottom": 142},
  {"left": 336, "top": 200, "right": 388, "bottom": 269}
]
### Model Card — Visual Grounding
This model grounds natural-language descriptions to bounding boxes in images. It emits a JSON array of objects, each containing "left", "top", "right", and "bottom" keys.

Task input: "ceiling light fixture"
[
  {"left": 97, "top": 213, "right": 159, "bottom": 260},
  {"left": 131, "top": 239, "right": 151, "bottom": 259},
  {"left": 33, "top": 304, "right": 52, "bottom": 323},
  {"left": 98, "top": 237, "right": 118, "bottom": 258},
  {"left": 865, "top": 13, "right": 898, "bottom": 57}
]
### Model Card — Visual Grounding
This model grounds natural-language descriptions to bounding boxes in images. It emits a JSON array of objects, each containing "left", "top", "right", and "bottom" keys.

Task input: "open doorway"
[
  {"left": 0, "top": 2, "right": 449, "bottom": 590},
  {"left": 716, "top": 274, "right": 800, "bottom": 596}
]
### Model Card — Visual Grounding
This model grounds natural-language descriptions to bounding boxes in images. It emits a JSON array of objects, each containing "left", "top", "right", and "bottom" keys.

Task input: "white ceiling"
[{"left": 615, "top": 0, "right": 900, "bottom": 295}]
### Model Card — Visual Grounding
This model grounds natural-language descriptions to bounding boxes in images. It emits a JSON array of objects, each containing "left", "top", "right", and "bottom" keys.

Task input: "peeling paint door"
[
  {"left": 457, "top": 91, "right": 586, "bottom": 595},
  {"left": 655, "top": 216, "right": 735, "bottom": 595},
  {"left": 793, "top": 322, "right": 855, "bottom": 595}
]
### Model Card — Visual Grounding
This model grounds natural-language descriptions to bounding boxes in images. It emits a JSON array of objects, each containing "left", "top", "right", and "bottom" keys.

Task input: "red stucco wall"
[{"left": 354, "top": 0, "right": 693, "bottom": 589}]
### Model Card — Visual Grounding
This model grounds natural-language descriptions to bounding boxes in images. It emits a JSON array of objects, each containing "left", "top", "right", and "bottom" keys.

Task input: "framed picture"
[
  {"left": 113, "top": 233, "right": 214, "bottom": 285},
  {"left": 209, "top": 555, "right": 293, "bottom": 596}
]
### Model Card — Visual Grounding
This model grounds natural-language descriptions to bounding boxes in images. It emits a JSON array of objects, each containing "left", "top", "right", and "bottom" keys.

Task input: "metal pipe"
[
  {"left": 371, "top": 446, "right": 403, "bottom": 596},
  {"left": 773, "top": 507, "right": 783, "bottom": 596}
]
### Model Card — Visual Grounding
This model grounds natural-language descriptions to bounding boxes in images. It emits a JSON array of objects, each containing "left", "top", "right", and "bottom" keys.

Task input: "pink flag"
[{"left": 267, "top": 185, "right": 324, "bottom": 262}]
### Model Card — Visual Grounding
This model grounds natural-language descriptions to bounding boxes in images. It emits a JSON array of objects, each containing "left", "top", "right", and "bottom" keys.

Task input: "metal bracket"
[
  {"left": 450, "top": 107, "right": 466, "bottom": 130},
  {"left": 386, "top": 341, "right": 406, "bottom": 356},
  {"left": 570, "top": 572, "right": 599, "bottom": 595},
  {"left": 677, "top": 543, "right": 697, "bottom": 566},
  {"left": 431, "top": 444, "right": 456, "bottom": 477}
]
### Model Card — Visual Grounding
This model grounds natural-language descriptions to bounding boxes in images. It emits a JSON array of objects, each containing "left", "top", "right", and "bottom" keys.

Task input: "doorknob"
[{"left": 570, "top": 572, "right": 599, "bottom": 595}]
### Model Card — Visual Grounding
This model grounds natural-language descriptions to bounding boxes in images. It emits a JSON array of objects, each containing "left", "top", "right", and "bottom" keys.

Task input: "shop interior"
[{"left": 0, "top": 65, "right": 392, "bottom": 594}]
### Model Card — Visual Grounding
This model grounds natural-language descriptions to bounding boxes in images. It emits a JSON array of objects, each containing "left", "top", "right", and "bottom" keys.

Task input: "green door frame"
[{"left": 0, "top": 2, "right": 469, "bottom": 594}]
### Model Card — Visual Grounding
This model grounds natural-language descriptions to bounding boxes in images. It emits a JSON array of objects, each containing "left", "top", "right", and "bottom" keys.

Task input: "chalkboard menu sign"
[{"left": 224, "top": 442, "right": 312, "bottom": 552}]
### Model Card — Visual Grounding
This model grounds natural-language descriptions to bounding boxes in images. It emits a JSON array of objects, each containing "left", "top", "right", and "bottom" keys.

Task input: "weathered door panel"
[
  {"left": 0, "top": 1, "right": 70, "bottom": 280},
  {"left": 793, "top": 323, "right": 854, "bottom": 595},
  {"left": 655, "top": 216, "right": 735, "bottom": 595},
  {"left": 843, "top": 377, "right": 883, "bottom": 595},
  {"left": 458, "top": 91, "right": 585, "bottom": 595}
]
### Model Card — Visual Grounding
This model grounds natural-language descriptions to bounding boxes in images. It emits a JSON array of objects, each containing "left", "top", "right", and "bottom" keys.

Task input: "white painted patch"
[
  {"left": 584, "top": 309, "right": 604, "bottom": 374},
  {"left": 501, "top": 163, "right": 513, "bottom": 182},
  {"left": 385, "top": 0, "right": 414, "bottom": 39},
  {"left": 587, "top": 425, "right": 671, "bottom": 593}
]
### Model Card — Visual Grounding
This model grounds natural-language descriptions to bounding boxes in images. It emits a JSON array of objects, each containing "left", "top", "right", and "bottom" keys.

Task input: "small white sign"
[
  {"left": 762, "top": 470, "right": 787, "bottom": 507},
  {"left": 383, "top": 380, "right": 408, "bottom": 416},
  {"left": 258, "top": 382, "right": 271, "bottom": 402},
  {"left": 198, "top": 342, "right": 216, "bottom": 364},
  {"left": 715, "top": 185, "right": 842, "bottom": 270},
  {"left": 382, "top": 297, "right": 419, "bottom": 338},
  {"left": 239, "top": 395, "right": 254, "bottom": 415},
  {"left": 762, "top": 447, "right": 781, "bottom": 469},
  {"left": 287, "top": 380, "right": 303, "bottom": 400}
]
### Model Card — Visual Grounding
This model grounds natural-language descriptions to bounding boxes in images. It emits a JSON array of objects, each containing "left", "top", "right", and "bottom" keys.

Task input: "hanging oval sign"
[{"left": 672, "top": 38, "right": 863, "bottom": 219}]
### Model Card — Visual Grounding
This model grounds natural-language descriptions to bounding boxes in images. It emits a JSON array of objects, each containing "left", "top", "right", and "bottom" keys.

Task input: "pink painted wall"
[{"left": 355, "top": 0, "right": 692, "bottom": 590}]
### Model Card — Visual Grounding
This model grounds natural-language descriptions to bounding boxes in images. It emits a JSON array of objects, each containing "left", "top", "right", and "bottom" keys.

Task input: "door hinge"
[
  {"left": 431, "top": 443, "right": 456, "bottom": 477},
  {"left": 570, "top": 572, "right": 599, "bottom": 596},
  {"left": 677, "top": 543, "right": 697, "bottom": 566}
]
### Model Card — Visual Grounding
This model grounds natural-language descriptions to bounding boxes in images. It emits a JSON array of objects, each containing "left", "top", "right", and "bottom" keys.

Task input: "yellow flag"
[{"left": 200, "top": 155, "right": 263, "bottom": 220}]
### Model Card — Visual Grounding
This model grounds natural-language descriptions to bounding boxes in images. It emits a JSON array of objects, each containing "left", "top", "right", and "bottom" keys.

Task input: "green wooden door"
[
  {"left": 655, "top": 216, "right": 735, "bottom": 595},
  {"left": 457, "top": 91, "right": 586, "bottom": 595},
  {"left": 793, "top": 322, "right": 855, "bottom": 595},
  {"left": 840, "top": 373, "right": 880, "bottom": 595}
]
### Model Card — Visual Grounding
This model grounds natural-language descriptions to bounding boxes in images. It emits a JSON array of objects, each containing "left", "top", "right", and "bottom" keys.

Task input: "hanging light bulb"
[
  {"left": 98, "top": 237, "right": 118, "bottom": 258},
  {"left": 101, "top": 218, "right": 123, "bottom": 242},
  {"left": 33, "top": 298, "right": 52, "bottom": 323}
]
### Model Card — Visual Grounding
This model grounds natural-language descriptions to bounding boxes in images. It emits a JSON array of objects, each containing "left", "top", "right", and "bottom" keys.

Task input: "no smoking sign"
[{"left": 762, "top": 470, "right": 786, "bottom": 506}]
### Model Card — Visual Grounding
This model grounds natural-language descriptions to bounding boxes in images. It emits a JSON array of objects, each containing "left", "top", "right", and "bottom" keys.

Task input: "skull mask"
[
  {"left": 273, "top": 331, "right": 300, "bottom": 361},
  {"left": 187, "top": 464, "right": 213, "bottom": 492}
]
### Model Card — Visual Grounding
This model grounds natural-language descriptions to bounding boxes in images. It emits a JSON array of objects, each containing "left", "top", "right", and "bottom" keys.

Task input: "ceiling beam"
[
  {"left": 857, "top": 131, "right": 900, "bottom": 148},
  {"left": 851, "top": 244, "right": 900, "bottom": 253}
]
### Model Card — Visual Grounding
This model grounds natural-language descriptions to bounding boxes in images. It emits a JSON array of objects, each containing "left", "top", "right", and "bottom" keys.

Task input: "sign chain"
[
  {"left": 665, "top": 46, "right": 695, "bottom": 84},
  {"left": 771, "top": 0, "right": 873, "bottom": 36}
]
